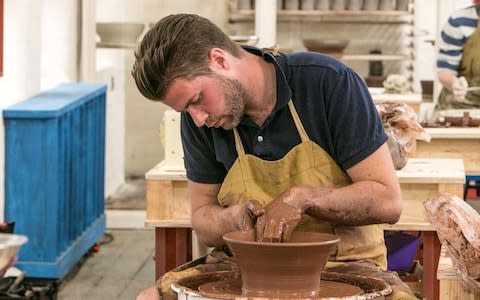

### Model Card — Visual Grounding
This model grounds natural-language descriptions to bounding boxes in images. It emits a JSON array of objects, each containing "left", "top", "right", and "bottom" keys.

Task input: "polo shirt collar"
[{"left": 240, "top": 46, "right": 292, "bottom": 126}]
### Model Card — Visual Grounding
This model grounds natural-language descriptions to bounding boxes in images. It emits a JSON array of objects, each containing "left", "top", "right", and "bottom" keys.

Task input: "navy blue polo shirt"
[{"left": 181, "top": 46, "right": 387, "bottom": 184}]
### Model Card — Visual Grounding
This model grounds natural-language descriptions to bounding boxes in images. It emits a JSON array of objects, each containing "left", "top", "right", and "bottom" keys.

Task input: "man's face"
[{"left": 163, "top": 73, "right": 252, "bottom": 130}]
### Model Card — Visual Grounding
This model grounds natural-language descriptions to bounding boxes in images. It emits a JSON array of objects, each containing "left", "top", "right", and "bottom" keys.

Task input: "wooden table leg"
[
  {"left": 155, "top": 227, "right": 192, "bottom": 280},
  {"left": 422, "top": 231, "right": 442, "bottom": 300}
]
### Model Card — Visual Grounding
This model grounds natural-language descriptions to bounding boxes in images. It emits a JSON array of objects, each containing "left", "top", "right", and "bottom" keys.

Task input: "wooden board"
[
  {"left": 416, "top": 128, "right": 480, "bottom": 175},
  {"left": 145, "top": 179, "right": 190, "bottom": 227},
  {"left": 145, "top": 158, "right": 465, "bottom": 231},
  {"left": 438, "top": 246, "right": 480, "bottom": 300}
]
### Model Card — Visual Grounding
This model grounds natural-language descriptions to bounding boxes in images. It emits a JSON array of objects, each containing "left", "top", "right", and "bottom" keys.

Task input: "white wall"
[
  {"left": 40, "top": 0, "right": 79, "bottom": 90},
  {"left": 414, "top": 0, "right": 438, "bottom": 85},
  {"left": 97, "top": 67, "right": 126, "bottom": 197},
  {"left": 0, "top": 0, "right": 126, "bottom": 221},
  {"left": 96, "top": 0, "right": 229, "bottom": 177},
  {"left": 0, "top": 0, "right": 43, "bottom": 221}
]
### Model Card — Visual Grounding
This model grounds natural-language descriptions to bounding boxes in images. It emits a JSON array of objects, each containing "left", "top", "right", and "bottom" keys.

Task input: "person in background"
[
  {"left": 436, "top": 1, "right": 480, "bottom": 110},
  {"left": 132, "top": 14, "right": 417, "bottom": 300}
]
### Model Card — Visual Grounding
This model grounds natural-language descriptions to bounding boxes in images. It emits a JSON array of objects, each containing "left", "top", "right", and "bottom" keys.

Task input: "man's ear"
[{"left": 208, "top": 48, "right": 229, "bottom": 72}]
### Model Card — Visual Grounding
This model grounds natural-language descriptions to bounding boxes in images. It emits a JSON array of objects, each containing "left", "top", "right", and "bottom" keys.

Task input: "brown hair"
[{"left": 132, "top": 14, "right": 242, "bottom": 101}]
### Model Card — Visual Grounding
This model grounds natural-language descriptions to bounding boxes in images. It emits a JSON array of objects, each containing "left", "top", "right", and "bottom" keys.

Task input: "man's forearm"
[{"left": 300, "top": 182, "right": 402, "bottom": 226}]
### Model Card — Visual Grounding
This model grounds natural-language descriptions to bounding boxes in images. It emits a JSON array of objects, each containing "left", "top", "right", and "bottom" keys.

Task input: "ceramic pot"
[
  {"left": 285, "top": 0, "right": 299, "bottom": 9},
  {"left": 331, "top": 0, "right": 346, "bottom": 10},
  {"left": 363, "top": 0, "right": 378, "bottom": 10},
  {"left": 223, "top": 230, "right": 340, "bottom": 298},
  {"left": 301, "top": 0, "right": 316, "bottom": 10},
  {"left": 396, "top": 0, "right": 409, "bottom": 11},
  {"left": 348, "top": 0, "right": 363, "bottom": 10},
  {"left": 238, "top": 0, "right": 252, "bottom": 9},
  {"left": 379, "top": 0, "right": 396, "bottom": 10},
  {"left": 316, "top": 0, "right": 330, "bottom": 10}
]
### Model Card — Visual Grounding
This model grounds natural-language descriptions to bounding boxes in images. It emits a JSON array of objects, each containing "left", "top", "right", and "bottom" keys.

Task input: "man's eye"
[{"left": 191, "top": 96, "right": 201, "bottom": 105}]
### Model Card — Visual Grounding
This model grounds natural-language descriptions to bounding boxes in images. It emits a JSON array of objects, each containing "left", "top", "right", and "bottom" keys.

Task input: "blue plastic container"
[{"left": 384, "top": 231, "right": 420, "bottom": 272}]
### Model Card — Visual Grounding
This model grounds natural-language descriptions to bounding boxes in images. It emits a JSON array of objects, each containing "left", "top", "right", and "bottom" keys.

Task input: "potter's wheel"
[
  {"left": 198, "top": 277, "right": 363, "bottom": 299},
  {"left": 173, "top": 271, "right": 392, "bottom": 300}
]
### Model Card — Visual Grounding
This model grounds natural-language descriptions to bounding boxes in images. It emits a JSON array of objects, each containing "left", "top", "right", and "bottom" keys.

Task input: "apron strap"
[
  {"left": 232, "top": 128, "right": 246, "bottom": 155},
  {"left": 288, "top": 100, "right": 310, "bottom": 143}
]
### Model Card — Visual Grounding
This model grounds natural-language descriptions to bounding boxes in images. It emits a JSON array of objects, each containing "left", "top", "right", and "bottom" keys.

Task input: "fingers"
[
  {"left": 245, "top": 200, "right": 267, "bottom": 241},
  {"left": 282, "top": 219, "right": 299, "bottom": 242},
  {"left": 262, "top": 215, "right": 283, "bottom": 243},
  {"left": 262, "top": 216, "right": 300, "bottom": 242},
  {"left": 244, "top": 196, "right": 304, "bottom": 243},
  {"left": 458, "top": 76, "right": 468, "bottom": 88},
  {"left": 246, "top": 200, "right": 265, "bottom": 218},
  {"left": 452, "top": 76, "right": 469, "bottom": 101},
  {"left": 255, "top": 214, "right": 266, "bottom": 242},
  {"left": 234, "top": 203, "right": 255, "bottom": 231}
]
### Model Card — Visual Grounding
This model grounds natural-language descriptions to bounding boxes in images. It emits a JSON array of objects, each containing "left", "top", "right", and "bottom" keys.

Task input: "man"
[
  {"left": 132, "top": 14, "right": 415, "bottom": 299},
  {"left": 436, "top": 1, "right": 480, "bottom": 110}
]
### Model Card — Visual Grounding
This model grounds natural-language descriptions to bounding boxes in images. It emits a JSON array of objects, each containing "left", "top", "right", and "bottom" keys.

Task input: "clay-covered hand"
[
  {"left": 256, "top": 189, "right": 309, "bottom": 243},
  {"left": 230, "top": 200, "right": 265, "bottom": 232},
  {"left": 452, "top": 76, "right": 469, "bottom": 102}
]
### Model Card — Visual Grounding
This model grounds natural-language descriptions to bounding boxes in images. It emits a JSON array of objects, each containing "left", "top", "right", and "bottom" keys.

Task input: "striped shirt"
[{"left": 437, "top": 5, "right": 480, "bottom": 74}]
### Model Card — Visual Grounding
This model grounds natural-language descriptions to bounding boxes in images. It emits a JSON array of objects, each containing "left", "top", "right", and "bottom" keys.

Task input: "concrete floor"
[
  {"left": 57, "top": 228, "right": 155, "bottom": 300},
  {"left": 57, "top": 179, "right": 155, "bottom": 300}
]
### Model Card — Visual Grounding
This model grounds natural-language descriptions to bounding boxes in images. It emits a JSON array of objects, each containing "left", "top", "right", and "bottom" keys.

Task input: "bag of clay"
[
  {"left": 424, "top": 193, "right": 480, "bottom": 294},
  {"left": 376, "top": 102, "right": 431, "bottom": 170}
]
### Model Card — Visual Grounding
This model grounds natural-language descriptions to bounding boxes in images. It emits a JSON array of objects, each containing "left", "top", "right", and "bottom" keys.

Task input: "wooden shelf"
[
  {"left": 96, "top": 42, "right": 137, "bottom": 49},
  {"left": 229, "top": 9, "right": 414, "bottom": 24}
]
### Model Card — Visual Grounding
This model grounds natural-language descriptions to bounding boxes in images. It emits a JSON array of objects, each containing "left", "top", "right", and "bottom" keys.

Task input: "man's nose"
[{"left": 187, "top": 106, "right": 209, "bottom": 127}]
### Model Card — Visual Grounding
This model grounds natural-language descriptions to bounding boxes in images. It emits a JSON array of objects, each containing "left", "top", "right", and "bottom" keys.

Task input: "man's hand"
[
  {"left": 452, "top": 76, "right": 469, "bottom": 102},
  {"left": 256, "top": 189, "right": 310, "bottom": 243},
  {"left": 230, "top": 200, "right": 265, "bottom": 232}
]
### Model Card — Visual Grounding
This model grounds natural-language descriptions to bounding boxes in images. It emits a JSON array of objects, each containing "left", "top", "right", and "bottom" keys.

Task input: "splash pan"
[{"left": 172, "top": 270, "right": 392, "bottom": 299}]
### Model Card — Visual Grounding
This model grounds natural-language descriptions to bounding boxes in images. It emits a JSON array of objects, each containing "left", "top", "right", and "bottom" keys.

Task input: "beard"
[{"left": 216, "top": 75, "right": 253, "bottom": 130}]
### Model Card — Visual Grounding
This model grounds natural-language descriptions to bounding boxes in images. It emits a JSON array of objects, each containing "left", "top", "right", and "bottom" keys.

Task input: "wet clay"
[
  {"left": 424, "top": 193, "right": 480, "bottom": 292},
  {"left": 256, "top": 197, "right": 303, "bottom": 242},
  {"left": 199, "top": 278, "right": 363, "bottom": 299},
  {"left": 174, "top": 270, "right": 392, "bottom": 299},
  {"left": 223, "top": 230, "right": 340, "bottom": 297}
]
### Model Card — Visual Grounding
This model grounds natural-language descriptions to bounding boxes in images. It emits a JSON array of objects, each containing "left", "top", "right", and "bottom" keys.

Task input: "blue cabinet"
[{"left": 3, "top": 83, "right": 107, "bottom": 278}]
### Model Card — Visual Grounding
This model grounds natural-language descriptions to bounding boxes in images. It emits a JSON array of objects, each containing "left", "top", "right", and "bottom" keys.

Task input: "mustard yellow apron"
[
  {"left": 438, "top": 17, "right": 480, "bottom": 109},
  {"left": 217, "top": 100, "right": 387, "bottom": 268}
]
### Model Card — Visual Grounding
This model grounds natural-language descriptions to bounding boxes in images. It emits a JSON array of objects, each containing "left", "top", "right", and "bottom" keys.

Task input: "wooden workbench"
[
  {"left": 384, "top": 158, "right": 465, "bottom": 300},
  {"left": 145, "top": 158, "right": 465, "bottom": 300},
  {"left": 416, "top": 127, "right": 480, "bottom": 175}
]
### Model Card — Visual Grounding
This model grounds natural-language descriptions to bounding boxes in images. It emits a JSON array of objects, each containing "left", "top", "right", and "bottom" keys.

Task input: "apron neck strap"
[
  {"left": 287, "top": 100, "right": 309, "bottom": 143},
  {"left": 232, "top": 128, "right": 245, "bottom": 155}
]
